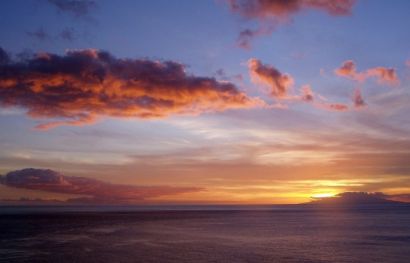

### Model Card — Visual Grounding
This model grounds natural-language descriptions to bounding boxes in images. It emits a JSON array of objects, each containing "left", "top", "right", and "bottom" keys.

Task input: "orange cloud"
[
  {"left": 248, "top": 59, "right": 349, "bottom": 111},
  {"left": 335, "top": 60, "right": 399, "bottom": 86},
  {"left": 228, "top": 0, "right": 355, "bottom": 19},
  {"left": 248, "top": 58, "right": 294, "bottom": 98},
  {"left": 0, "top": 48, "right": 264, "bottom": 129},
  {"left": 0, "top": 168, "right": 201, "bottom": 203},
  {"left": 228, "top": 0, "right": 356, "bottom": 48}
]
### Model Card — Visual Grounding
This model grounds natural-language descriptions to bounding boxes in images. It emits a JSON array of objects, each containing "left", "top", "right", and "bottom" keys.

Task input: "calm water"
[{"left": 1, "top": 206, "right": 410, "bottom": 263}]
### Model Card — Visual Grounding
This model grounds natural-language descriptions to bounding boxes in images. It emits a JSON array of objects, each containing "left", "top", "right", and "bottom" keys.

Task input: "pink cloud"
[
  {"left": 0, "top": 168, "right": 202, "bottom": 203},
  {"left": 335, "top": 60, "right": 399, "bottom": 86},
  {"left": 353, "top": 87, "right": 366, "bottom": 108},
  {"left": 228, "top": 0, "right": 356, "bottom": 48},
  {"left": 228, "top": 0, "right": 355, "bottom": 19},
  {"left": 248, "top": 58, "right": 294, "bottom": 98},
  {"left": 248, "top": 59, "right": 349, "bottom": 111}
]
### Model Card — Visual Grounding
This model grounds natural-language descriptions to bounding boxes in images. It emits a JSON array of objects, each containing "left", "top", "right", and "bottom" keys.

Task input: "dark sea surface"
[{"left": 1, "top": 205, "right": 410, "bottom": 263}]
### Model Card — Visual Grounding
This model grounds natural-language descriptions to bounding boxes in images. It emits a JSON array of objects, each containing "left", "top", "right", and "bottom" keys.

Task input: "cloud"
[
  {"left": 237, "top": 26, "right": 275, "bottom": 50},
  {"left": 47, "top": 0, "right": 97, "bottom": 17},
  {"left": 59, "top": 27, "right": 76, "bottom": 41},
  {"left": 248, "top": 58, "right": 294, "bottom": 98},
  {"left": 26, "top": 28, "right": 50, "bottom": 41},
  {"left": 228, "top": 0, "right": 356, "bottom": 48},
  {"left": 0, "top": 168, "right": 202, "bottom": 203},
  {"left": 300, "top": 84, "right": 314, "bottom": 102},
  {"left": 335, "top": 60, "right": 399, "bottom": 86},
  {"left": 248, "top": 58, "right": 349, "bottom": 111},
  {"left": 0, "top": 47, "right": 9, "bottom": 65},
  {"left": 0, "top": 48, "right": 263, "bottom": 129},
  {"left": 353, "top": 87, "right": 366, "bottom": 108},
  {"left": 228, "top": 0, "right": 355, "bottom": 19},
  {"left": 314, "top": 101, "right": 348, "bottom": 111}
]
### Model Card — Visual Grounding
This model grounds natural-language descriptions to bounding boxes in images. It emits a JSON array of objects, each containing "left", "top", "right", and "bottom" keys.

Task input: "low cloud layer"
[
  {"left": 228, "top": 0, "right": 356, "bottom": 48},
  {"left": 0, "top": 48, "right": 263, "bottom": 129},
  {"left": 335, "top": 60, "right": 399, "bottom": 86},
  {"left": 0, "top": 168, "right": 201, "bottom": 203}
]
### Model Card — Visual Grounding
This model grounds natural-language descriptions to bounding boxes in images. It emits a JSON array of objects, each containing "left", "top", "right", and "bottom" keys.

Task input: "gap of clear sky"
[{"left": 0, "top": 0, "right": 410, "bottom": 204}]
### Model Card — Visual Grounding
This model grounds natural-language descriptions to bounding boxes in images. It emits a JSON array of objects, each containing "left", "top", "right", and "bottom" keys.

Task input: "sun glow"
[{"left": 311, "top": 193, "right": 337, "bottom": 199}]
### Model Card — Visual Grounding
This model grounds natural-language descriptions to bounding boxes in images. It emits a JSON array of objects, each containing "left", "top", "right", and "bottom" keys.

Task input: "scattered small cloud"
[
  {"left": 335, "top": 60, "right": 399, "bottom": 86},
  {"left": 248, "top": 58, "right": 349, "bottom": 111}
]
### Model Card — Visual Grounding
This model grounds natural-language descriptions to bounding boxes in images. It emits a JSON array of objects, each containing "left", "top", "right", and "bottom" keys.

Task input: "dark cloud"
[
  {"left": 26, "top": 28, "right": 50, "bottom": 41},
  {"left": 237, "top": 26, "right": 274, "bottom": 49},
  {"left": 0, "top": 47, "right": 263, "bottom": 129},
  {"left": 59, "top": 27, "right": 76, "bottom": 41},
  {"left": 0, "top": 168, "right": 202, "bottom": 203},
  {"left": 0, "top": 47, "right": 9, "bottom": 65},
  {"left": 228, "top": 0, "right": 356, "bottom": 48},
  {"left": 47, "top": 0, "right": 97, "bottom": 17}
]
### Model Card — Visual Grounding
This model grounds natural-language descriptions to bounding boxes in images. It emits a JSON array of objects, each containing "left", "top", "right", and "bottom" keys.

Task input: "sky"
[{"left": 0, "top": 0, "right": 410, "bottom": 205}]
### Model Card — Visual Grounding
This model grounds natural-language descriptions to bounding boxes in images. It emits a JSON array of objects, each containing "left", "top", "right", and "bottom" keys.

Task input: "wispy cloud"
[
  {"left": 46, "top": 0, "right": 97, "bottom": 18},
  {"left": 26, "top": 28, "right": 50, "bottom": 41},
  {"left": 227, "top": 0, "right": 356, "bottom": 49}
]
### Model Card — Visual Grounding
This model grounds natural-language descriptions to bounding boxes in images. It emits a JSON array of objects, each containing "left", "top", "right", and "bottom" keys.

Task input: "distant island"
[{"left": 303, "top": 192, "right": 408, "bottom": 207}]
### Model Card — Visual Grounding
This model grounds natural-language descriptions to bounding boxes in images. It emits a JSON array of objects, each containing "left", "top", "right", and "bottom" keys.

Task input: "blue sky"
[{"left": 0, "top": 0, "right": 410, "bottom": 204}]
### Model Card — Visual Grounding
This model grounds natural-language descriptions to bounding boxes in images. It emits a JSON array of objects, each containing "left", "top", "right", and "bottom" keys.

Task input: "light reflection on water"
[{"left": 0, "top": 206, "right": 409, "bottom": 263}]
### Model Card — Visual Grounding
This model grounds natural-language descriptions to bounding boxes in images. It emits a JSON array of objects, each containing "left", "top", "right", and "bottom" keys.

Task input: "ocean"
[{"left": 1, "top": 205, "right": 409, "bottom": 262}]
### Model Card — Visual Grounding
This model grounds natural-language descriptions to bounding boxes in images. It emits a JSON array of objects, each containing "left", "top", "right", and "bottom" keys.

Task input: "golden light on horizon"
[{"left": 311, "top": 192, "right": 337, "bottom": 199}]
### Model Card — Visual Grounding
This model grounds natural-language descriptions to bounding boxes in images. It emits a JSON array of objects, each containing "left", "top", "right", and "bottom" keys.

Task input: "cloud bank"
[
  {"left": 0, "top": 48, "right": 263, "bottom": 129},
  {"left": 0, "top": 168, "right": 201, "bottom": 203}
]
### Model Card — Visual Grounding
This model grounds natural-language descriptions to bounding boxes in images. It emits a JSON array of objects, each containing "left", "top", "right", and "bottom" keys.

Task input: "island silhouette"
[{"left": 304, "top": 192, "right": 407, "bottom": 207}]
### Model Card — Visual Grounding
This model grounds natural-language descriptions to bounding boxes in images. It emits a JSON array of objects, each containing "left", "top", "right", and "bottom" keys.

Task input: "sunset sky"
[{"left": 1, "top": 0, "right": 410, "bottom": 204}]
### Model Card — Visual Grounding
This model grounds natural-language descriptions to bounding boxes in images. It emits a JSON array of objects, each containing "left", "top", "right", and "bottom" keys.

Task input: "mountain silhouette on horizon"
[{"left": 304, "top": 192, "right": 405, "bottom": 207}]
